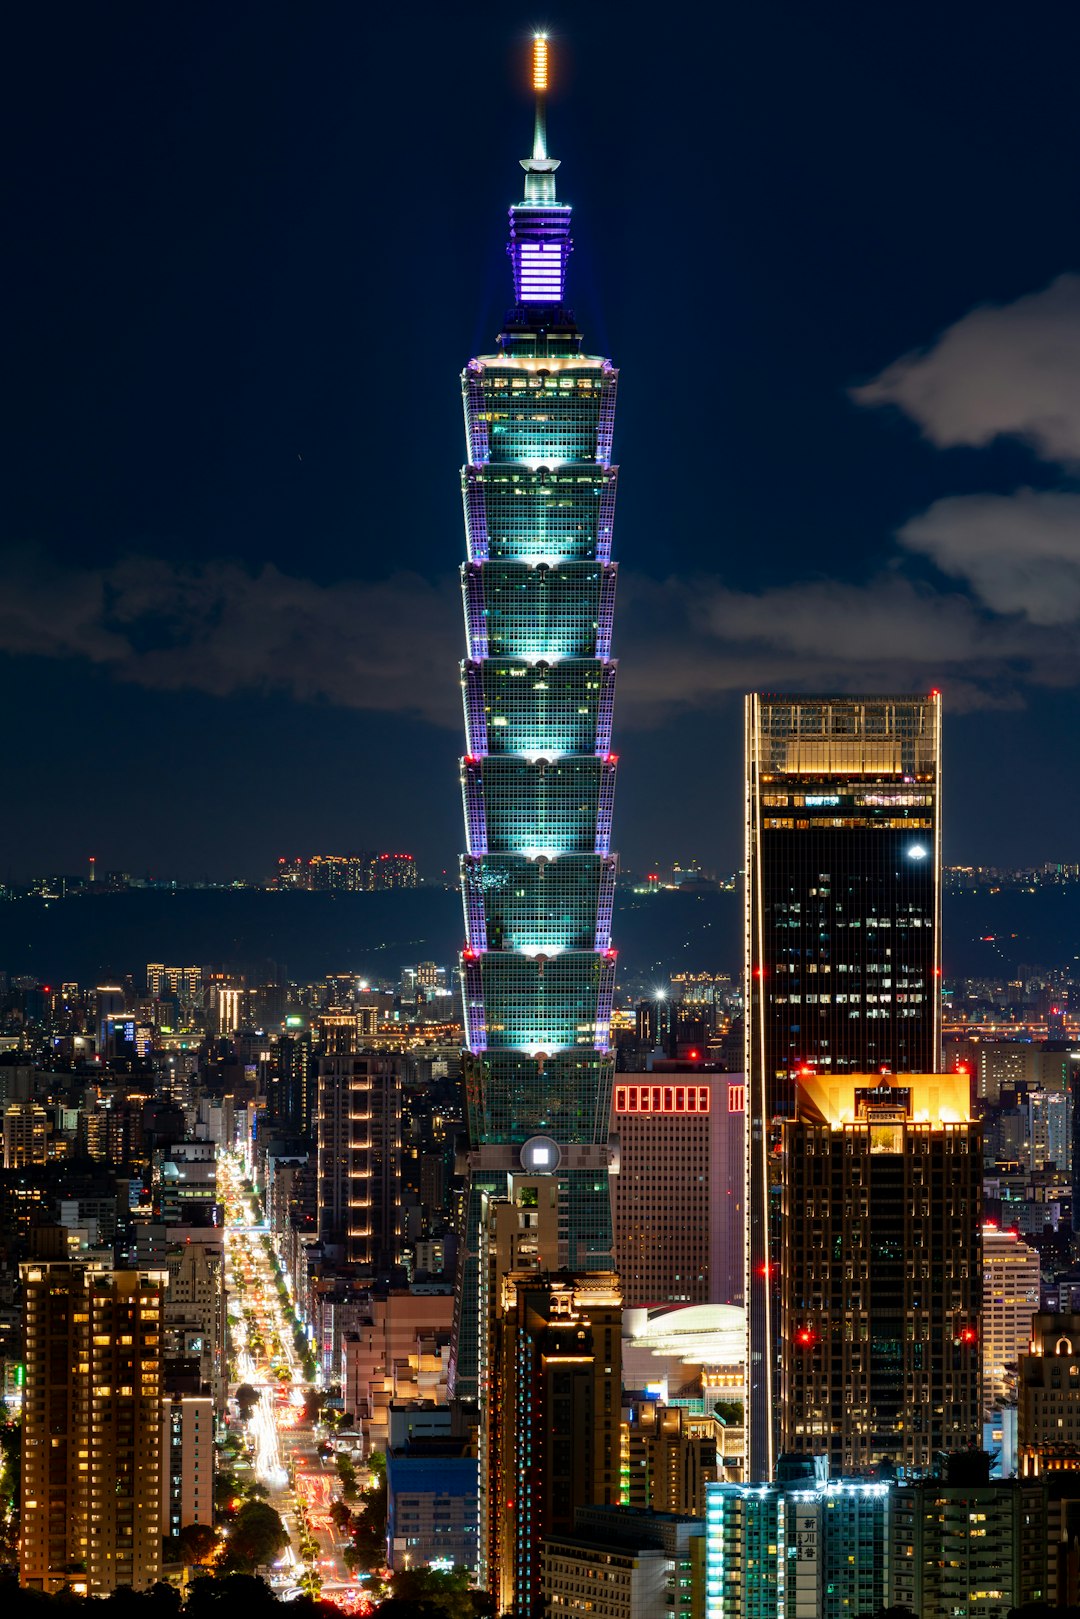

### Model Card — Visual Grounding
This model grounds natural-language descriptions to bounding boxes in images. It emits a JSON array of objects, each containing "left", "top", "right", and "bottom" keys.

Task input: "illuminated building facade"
[
  {"left": 488, "top": 1269, "right": 622, "bottom": 1619},
  {"left": 611, "top": 1068, "right": 744, "bottom": 1309},
  {"left": 982, "top": 1224, "right": 1041, "bottom": 1406},
  {"left": 20, "top": 1263, "right": 165, "bottom": 1596},
  {"left": 453, "top": 36, "right": 620, "bottom": 1396},
  {"left": 745, "top": 694, "right": 942, "bottom": 1479},
  {"left": 779, "top": 1072, "right": 981, "bottom": 1474},
  {"left": 316, "top": 1023, "right": 403, "bottom": 1277},
  {"left": 1018, "top": 1312, "right": 1080, "bottom": 1477},
  {"left": 705, "top": 1468, "right": 892, "bottom": 1619}
]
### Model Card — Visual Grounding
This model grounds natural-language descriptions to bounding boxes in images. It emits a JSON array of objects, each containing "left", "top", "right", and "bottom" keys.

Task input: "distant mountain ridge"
[{"left": 0, "top": 885, "right": 1077, "bottom": 988}]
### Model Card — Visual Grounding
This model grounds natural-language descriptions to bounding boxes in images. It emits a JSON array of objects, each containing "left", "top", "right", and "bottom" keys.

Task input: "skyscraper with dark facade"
[
  {"left": 779, "top": 1071, "right": 981, "bottom": 1475},
  {"left": 744, "top": 694, "right": 942, "bottom": 1479},
  {"left": 452, "top": 36, "right": 620, "bottom": 1397}
]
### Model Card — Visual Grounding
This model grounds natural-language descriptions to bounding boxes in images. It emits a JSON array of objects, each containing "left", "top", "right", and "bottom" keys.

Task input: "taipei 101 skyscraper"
[{"left": 451, "top": 36, "right": 620, "bottom": 1397}]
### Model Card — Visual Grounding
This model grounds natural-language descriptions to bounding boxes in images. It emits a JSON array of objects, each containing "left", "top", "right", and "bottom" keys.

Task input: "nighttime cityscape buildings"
[
  {"left": 744, "top": 693, "right": 942, "bottom": 1480},
  {"left": 9, "top": 26, "right": 1080, "bottom": 1619},
  {"left": 452, "top": 35, "right": 621, "bottom": 1415}
]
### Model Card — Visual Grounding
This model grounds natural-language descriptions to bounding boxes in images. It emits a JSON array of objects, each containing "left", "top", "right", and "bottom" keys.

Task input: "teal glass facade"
[{"left": 451, "top": 76, "right": 619, "bottom": 1397}]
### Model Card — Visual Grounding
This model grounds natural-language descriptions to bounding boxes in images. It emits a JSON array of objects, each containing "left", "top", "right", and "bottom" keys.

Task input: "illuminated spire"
[
  {"left": 532, "top": 33, "right": 549, "bottom": 160},
  {"left": 520, "top": 32, "right": 559, "bottom": 204}
]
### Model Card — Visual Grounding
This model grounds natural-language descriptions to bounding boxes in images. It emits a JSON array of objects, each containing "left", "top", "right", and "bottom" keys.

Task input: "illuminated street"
[{"left": 220, "top": 1152, "right": 376, "bottom": 1609}]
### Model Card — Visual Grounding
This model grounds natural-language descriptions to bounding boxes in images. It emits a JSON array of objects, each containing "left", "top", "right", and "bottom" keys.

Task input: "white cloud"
[
  {"left": 852, "top": 273, "right": 1080, "bottom": 465},
  {"left": 0, "top": 553, "right": 463, "bottom": 727},
  {"left": 898, "top": 488, "right": 1080, "bottom": 624},
  {"left": 0, "top": 547, "right": 1076, "bottom": 728}
]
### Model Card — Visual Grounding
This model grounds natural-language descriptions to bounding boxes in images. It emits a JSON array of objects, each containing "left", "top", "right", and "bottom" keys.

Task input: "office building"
[
  {"left": 779, "top": 1071, "right": 981, "bottom": 1474},
  {"left": 1019, "top": 1311, "right": 1080, "bottom": 1475},
  {"left": 452, "top": 33, "right": 621, "bottom": 1398},
  {"left": 316, "top": 1036, "right": 403, "bottom": 1277},
  {"left": 983, "top": 1225, "right": 1041, "bottom": 1406},
  {"left": 163, "top": 1239, "right": 227, "bottom": 1409},
  {"left": 386, "top": 1452, "right": 479, "bottom": 1574},
  {"left": 612, "top": 1067, "right": 743, "bottom": 1308},
  {"left": 20, "top": 1263, "right": 166, "bottom": 1595},
  {"left": 705, "top": 1461, "right": 892, "bottom": 1619},
  {"left": 487, "top": 1269, "right": 622, "bottom": 1619},
  {"left": 745, "top": 693, "right": 942, "bottom": 1479}
]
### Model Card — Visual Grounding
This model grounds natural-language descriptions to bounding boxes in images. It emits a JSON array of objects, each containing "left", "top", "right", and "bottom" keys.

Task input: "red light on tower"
[
  {"left": 795, "top": 1327, "right": 818, "bottom": 1349},
  {"left": 688, "top": 1048, "right": 700, "bottom": 1060},
  {"left": 959, "top": 1325, "right": 978, "bottom": 1345}
]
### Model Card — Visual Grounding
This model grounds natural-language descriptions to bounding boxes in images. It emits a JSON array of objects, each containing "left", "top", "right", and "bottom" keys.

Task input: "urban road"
[{"left": 220, "top": 1152, "right": 374, "bottom": 1614}]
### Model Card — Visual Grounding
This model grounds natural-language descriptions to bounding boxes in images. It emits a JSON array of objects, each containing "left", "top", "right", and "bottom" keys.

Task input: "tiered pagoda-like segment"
[{"left": 452, "top": 38, "right": 620, "bottom": 1396}]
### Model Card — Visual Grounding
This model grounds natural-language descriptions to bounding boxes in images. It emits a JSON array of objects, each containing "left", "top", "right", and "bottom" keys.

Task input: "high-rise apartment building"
[
  {"left": 611, "top": 1067, "right": 744, "bottom": 1308},
  {"left": 452, "top": 35, "right": 621, "bottom": 1397},
  {"left": 622, "top": 1401, "right": 721, "bottom": 1517},
  {"left": 890, "top": 1453, "right": 1046, "bottom": 1617},
  {"left": 316, "top": 1033, "right": 403, "bottom": 1277},
  {"left": 705, "top": 1461, "right": 892, "bottom": 1619},
  {"left": 745, "top": 693, "right": 942, "bottom": 1479},
  {"left": 983, "top": 1225, "right": 1042, "bottom": 1406},
  {"left": 779, "top": 1071, "right": 980, "bottom": 1474},
  {"left": 161, "top": 1391, "right": 214, "bottom": 1540},
  {"left": 4, "top": 1100, "right": 49, "bottom": 1167},
  {"left": 20, "top": 1263, "right": 166, "bottom": 1595}
]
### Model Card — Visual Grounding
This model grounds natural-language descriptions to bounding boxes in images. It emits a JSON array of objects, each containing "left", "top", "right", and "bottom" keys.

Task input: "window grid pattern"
[
  {"left": 462, "top": 659, "right": 617, "bottom": 759},
  {"left": 470, "top": 953, "right": 616, "bottom": 1052},
  {"left": 745, "top": 691, "right": 942, "bottom": 1484},
  {"left": 461, "top": 561, "right": 617, "bottom": 663},
  {"left": 463, "top": 365, "right": 617, "bottom": 469},
  {"left": 461, "top": 465, "right": 619, "bottom": 565},
  {"left": 465, "top": 1050, "right": 616, "bottom": 1149},
  {"left": 461, "top": 757, "right": 617, "bottom": 857},
  {"left": 460, "top": 854, "right": 616, "bottom": 955}
]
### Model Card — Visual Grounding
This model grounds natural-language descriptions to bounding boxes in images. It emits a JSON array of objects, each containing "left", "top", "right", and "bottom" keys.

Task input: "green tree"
[
  {"left": 186, "top": 1573, "right": 279, "bottom": 1616},
  {"left": 221, "top": 1499, "right": 289, "bottom": 1572},
  {"left": 386, "top": 1567, "right": 476, "bottom": 1619},
  {"left": 176, "top": 1521, "right": 219, "bottom": 1566},
  {"left": 213, "top": 1469, "right": 240, "bottom": 1517},
  {"left": 297, "top": 1568, "right": 323, "bottom": 1599},
  {"left": 234, "top": 1384, "right": 259, "bottom": 1419},
  {"left": 712, "top": 1399, "right": 743, "bottom": 1426}
]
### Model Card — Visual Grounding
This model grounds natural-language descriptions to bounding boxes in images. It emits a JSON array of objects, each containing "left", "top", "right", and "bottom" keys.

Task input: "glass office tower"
[
  {"left": 451, "top": 39, "right": 620, "bottom": 1398},
  {"left": 744, "top": 693, "right": 942, "bottom": 1479}
]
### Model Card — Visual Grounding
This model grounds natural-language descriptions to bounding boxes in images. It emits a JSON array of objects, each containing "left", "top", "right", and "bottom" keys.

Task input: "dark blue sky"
[{"left": 5, "top": 1, "right": 1080, "bottom": 882}]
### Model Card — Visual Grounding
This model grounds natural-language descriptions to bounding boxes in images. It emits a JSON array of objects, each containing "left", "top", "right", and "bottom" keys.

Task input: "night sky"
[{"left": 6, "top": 1, "right": 1080, "bottom": 883}]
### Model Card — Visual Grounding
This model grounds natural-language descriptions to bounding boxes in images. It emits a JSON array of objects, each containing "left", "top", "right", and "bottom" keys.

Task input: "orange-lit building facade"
[{"left": 779, "top": 1072, "right": 980, "bottom": 1475}]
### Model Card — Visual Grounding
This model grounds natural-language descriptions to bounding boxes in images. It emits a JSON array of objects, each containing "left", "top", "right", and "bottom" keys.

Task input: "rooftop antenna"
[{"left": 532, "top": 32, "right": 549, "bottom": 160}]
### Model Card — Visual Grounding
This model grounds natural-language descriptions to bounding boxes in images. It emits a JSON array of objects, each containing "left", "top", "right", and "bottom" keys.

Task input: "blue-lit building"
[
  {"left": 386, "top": 1452, "right": 478, "bottom": 1573},
  {"left": 451, "top": 35, "right": 620, "bottom": 1397},
  {"left": 705, "top": 1466, "right": 892, "bottom": 1619}
]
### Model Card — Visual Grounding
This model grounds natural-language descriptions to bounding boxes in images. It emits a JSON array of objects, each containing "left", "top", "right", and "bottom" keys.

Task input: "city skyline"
[
  {"left": 8, "top": 17, "right": 1080, "bottom": 1618},
  {"left": 8, "top": 5, "right": 1080, "bottom": 880}
]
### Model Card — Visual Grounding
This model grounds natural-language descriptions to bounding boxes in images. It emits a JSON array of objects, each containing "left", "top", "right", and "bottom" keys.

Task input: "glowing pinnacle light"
[{"left": 451, "top": 33, "right": 621, "bottom": 1398}]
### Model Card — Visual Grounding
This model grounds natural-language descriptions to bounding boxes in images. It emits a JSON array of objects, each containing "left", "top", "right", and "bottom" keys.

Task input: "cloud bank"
[
  {"left": 852, "top": 273, "right": 1080, "bottom": 466},
  {"left": 7, "top": 271, "right": 1080, "bottom": 725}
]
